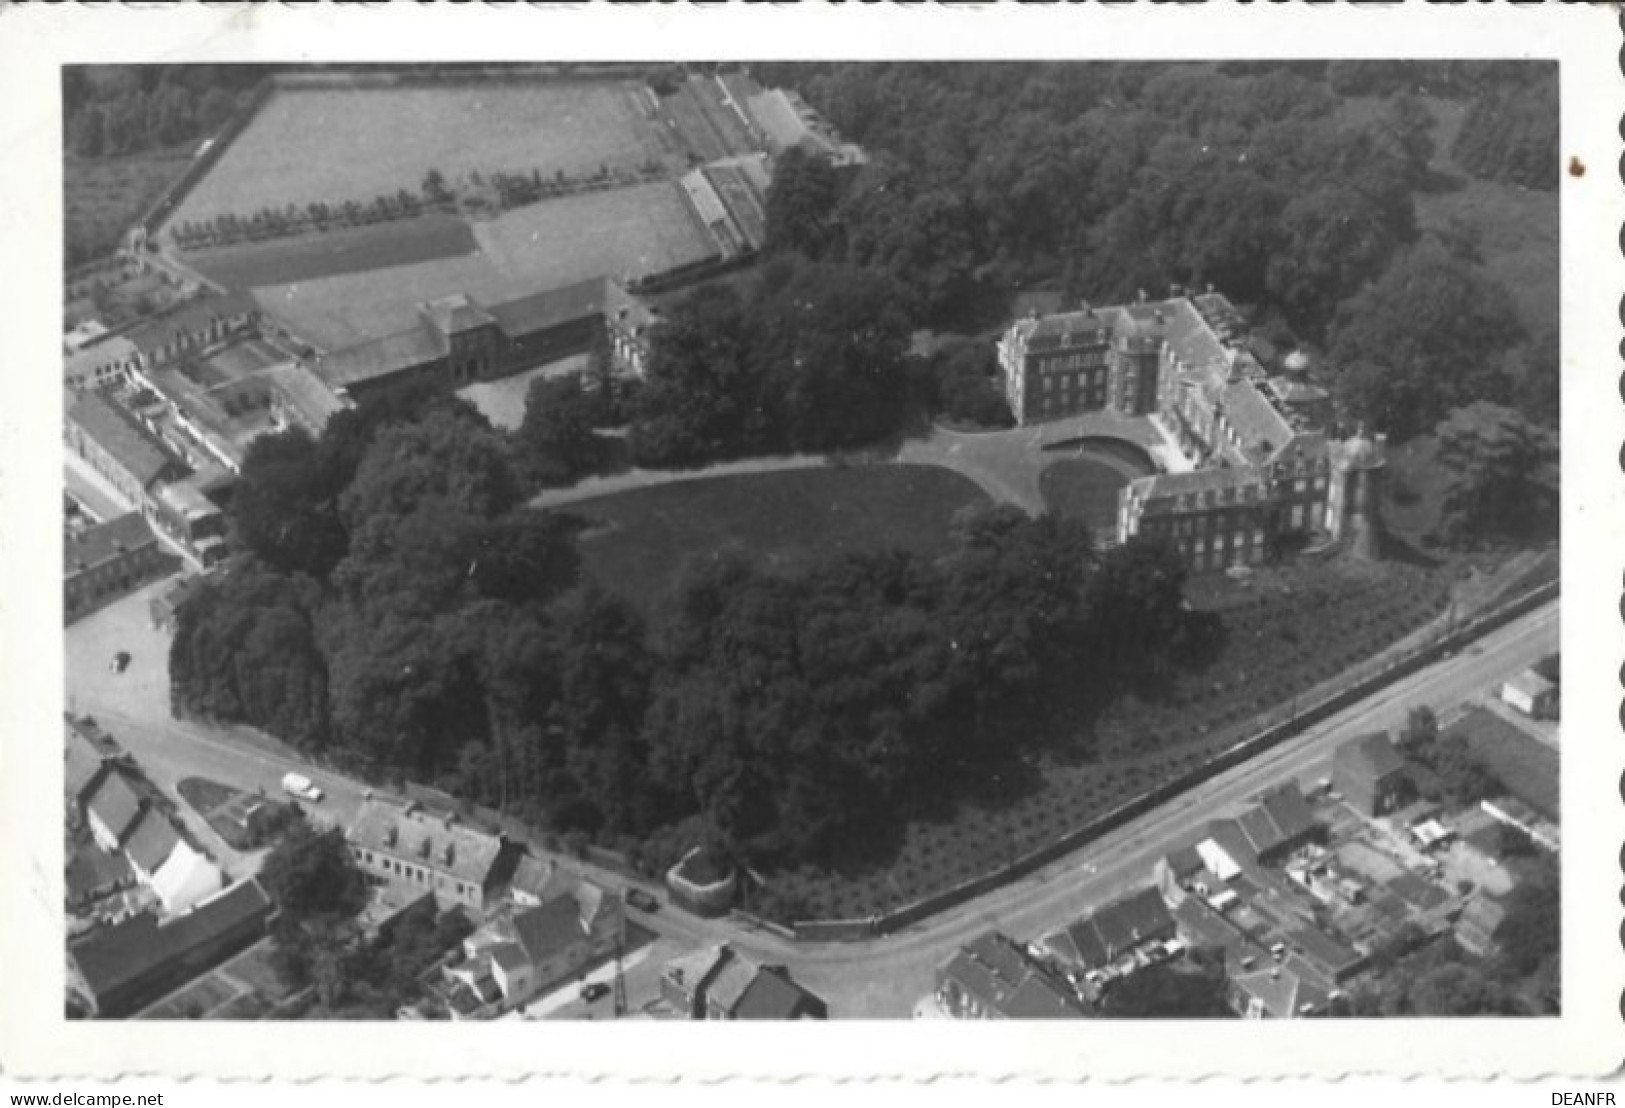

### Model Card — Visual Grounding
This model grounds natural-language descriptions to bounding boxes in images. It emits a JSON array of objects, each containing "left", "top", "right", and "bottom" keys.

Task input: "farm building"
[
  {"left": 64, "top": 391, "right": 190, "bottom": 510},
  {"left": 125, "top": 291, "right": 262, "bottom": 373},
  {"left": 312, "top": 278, "right": 654, "bottom": 405},
  {"left": 68, "top": 879, "right": 273, "bottom": 1018}
]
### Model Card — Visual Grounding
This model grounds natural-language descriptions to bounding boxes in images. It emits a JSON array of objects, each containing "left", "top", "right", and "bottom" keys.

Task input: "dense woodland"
[
  {"left": 63, "top": 66, "right": 275, "bottom": 160},
  {"left": 732, "top": 62, "right": 1557, "bottom": 447},
  {"left": 172, "top": 381, "right": 1210, "bottom": 878}
]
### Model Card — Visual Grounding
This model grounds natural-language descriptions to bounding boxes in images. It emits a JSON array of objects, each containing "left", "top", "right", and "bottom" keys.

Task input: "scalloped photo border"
[{"left": 0, "top": 0, "right": 1619, "bottom": 1084}]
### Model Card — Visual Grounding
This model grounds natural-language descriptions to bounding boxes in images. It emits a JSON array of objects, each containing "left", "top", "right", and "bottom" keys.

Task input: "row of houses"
[
  {"left": 66, "top": 716, "right": 227, "bottom": 917},
  {"left": 937, "top": 732, "right": 1520, "bottom": 1020},
  {"left": 64, "top": 511, "right": 175, "bottom": 623}
]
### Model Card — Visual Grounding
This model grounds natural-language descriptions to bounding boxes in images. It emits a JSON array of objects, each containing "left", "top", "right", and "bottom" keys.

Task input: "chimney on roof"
[
  {"left": 385, "top": 825, "right": 398, "bottom": 847},
  {"left": 419, "top": 837, "right": 432, "bottom": 859},
  {"left": 444, "top": 842, "right": 456, "bottom": 865},
  {"left": 1153, "top": 309, "right": 1166, "bottom": 327}
]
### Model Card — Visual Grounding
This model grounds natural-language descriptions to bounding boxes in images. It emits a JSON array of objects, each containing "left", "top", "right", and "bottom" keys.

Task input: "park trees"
[
  {"left": 1432, "top": 401, "right": 1558, "bottom": 547},
  {"left": 515, "top": 372, "right": 606, "bottom": 487},
  {"left": 1327, "top": 245, "right": 1527, "bottom": 439}
]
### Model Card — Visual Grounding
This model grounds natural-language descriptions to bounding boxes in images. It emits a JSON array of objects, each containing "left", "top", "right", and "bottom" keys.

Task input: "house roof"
[
  {"left": 940, "top": 931, "right": 1088, "bottom": 1019},
  {"left": 69, "top": 879, "right": 272, "bottom": 1005},
  {"left": 731, "top": 965, "right": 825, "bottom": 1020},
  {"left": 486, "top": 278, "right": 608, "bottom": 341},
  {"left": 317, "top": 326, "right": 448, "bottom": 388},
  {"left": 1283, "top": 924, "right": 1363, "bottom": 980},
  {"left": 266, "top": 364, "right": 347, "bottom": 429},
  {"left": 87, "top": 770, "right": 145, "bottom": 844},
  {"left": 64, "top": 512, "right": 161, "bottom": 576},
  {"left": 422, "top": 293, "right": 497, "bottom": 336},
  {"left": 126, "top": 291, "right": 259, "bottom": 358},
  {"left": 65, "top": 721, "right": 108, "bottom": 802},
  {"left": 1164, "top": 845, "right": 1206, "bottom": 879},
  {"left": 487, "top": 941, "right": 528, "bottom": 975},
  {"left": 1221, "top": 381, "right": 1295, "bottom": 464},
  {"left": 124, "top": 810, "right": 181, "bottom": 875},
  {"left": 1126, "top": 464, "right": 1270, "bottom": 510},
  {"left": 1259, "top": 783, "right": 1316, "bottom": 843},
  {"left": 1506, "top": 669, "right": 1557, "bottom": 699},
  {"left": 663, "top": 944, "right": 730, "bottom": 996},
  {"left": 65, "top": 335, "right": 139, "bottom": 383},
  {"left": 510, "top": 897, "right": 586, "bottom": 964},
  {"left": 347, "top": 798, "right": 507, "bottom": 888},
  {"left": 705, "top": 948, "right": 761, "bottom": 1015},
  {"left": 1158, "top": 297, "right": 1230, "bottom": 380},
  {"left": 1054, "top": 887, "right": 1175, "bottom": 971},
  {"left": 1334, "top": 732, "right": 1406, "bottom": 785},
  {"left": 67, "top": 393, "right": 184, "bottom": 490}
]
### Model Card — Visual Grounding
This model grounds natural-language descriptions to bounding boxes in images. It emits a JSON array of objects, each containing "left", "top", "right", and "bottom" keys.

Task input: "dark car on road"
[
  {"left": 625, "top": 888, "right": 660, "bottom": 912},
  {"left": 579, "top": 981, "right": 611, "bottom": 1003}
]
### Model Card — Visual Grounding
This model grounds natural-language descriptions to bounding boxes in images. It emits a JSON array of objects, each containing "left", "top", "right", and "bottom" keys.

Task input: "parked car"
[
  {"left": 281, "top": 771, "right": 324, "bottom": 802},
  {"left": 625, "top": 888, "right": 660, "bottom": 912},
  {"left": 579, "top": 981, "right": 610, "bottom": 1003},
  {"left": 109, "top": 651, "right": 131, "bottom": 674}
]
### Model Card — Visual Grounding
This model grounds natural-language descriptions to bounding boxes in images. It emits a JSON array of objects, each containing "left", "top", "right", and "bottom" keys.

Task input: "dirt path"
[{"left": 528, "top": 452, "right": 833, "bottom": 510}]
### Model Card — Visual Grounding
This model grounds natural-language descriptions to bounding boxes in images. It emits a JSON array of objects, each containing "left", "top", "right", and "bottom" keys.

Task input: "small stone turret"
[{"left": 1327, "top": 428, "right": 1387, "bottom": 560}]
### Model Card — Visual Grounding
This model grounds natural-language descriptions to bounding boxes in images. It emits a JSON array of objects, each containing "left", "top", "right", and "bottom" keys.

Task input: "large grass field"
[
  {"left": 183, "top": 214, "right": 478, "bottom": 289},
  {"left": 248, "top": 182, "right": 713, "bottom": 350},
  {"left": 563, "top": 465, "right": 991, "bottom": 614},
  {"left": 166, "top": 81, "right": 672, "bottom": 233},
  {"left": 764, "top": 558, "right": 1453, "bottom": 922}
]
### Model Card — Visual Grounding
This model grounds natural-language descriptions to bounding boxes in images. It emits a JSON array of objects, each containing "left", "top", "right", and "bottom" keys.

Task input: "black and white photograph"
[{"left": 2, "top": 0, "right": 1620, "bottom": 1090}]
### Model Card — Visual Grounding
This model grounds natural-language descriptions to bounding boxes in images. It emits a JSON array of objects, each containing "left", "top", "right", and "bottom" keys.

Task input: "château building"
[{"left": 1000, "top": 288, "right": 1383, "bottom": 572}]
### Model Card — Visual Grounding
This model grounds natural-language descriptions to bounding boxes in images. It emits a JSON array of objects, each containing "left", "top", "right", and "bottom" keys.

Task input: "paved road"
[
  {"left": 64, "top": 577, "right": 1556, "bottom": 1017},
  {"left": 66, "top": 579, "right": 370, "bottom": 877},
  {"left": 681, "top": 601, "right": 1561, "bottom": 1016}
]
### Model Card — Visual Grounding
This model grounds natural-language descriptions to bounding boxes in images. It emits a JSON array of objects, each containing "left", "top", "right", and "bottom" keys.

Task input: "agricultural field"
[
  {"left": 64, "top": 148, "right": 194, "bottom": 266},
  {"left": 564, "top": 465, "right": 990, "bottom": 614},
  {"left": 473, "top": 180, "right": 712, "bottom": 287},
  {"left": 250, "top": 182, "right": 712, "bottom": 351},
  {"left": 765, "top": 558, "right": 1453, "bottom": 921},
  {"left": 183, "top": 214, "right": 478, "bottom": 289},
  {"left": 165, "top": 81, "right": 673, "bottom": 234}
]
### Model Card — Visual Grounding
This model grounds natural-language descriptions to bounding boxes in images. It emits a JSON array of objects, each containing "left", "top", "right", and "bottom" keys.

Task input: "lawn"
[
  {"left": 1448, "top": 705, "right": 1559, "bottom": 820},
  {"left": 763, "top": 558, "right": 1453, "bottom": 922},
  {"left": 177, "top": 776, "right": 240, "bottom": 816},
  {"left": 563, "top": 464, "right": 991, "bottom": 614},
  {"left": 1039, "top": 441, "right": 1156, "bottom": 536},
  {"left": 65, "top": 147, "right": 194, "bottom": 265},
  {"left": 182, "top": 214, "right": 478, "bottom": 289},
  {"left": 166, "top": 80, "right": 672, "bottom": 233}
]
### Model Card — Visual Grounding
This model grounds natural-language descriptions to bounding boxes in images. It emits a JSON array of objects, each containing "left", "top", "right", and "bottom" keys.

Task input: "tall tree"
[{"left": 1432, "top": 401, "right": 1558, "bottom": 546}]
